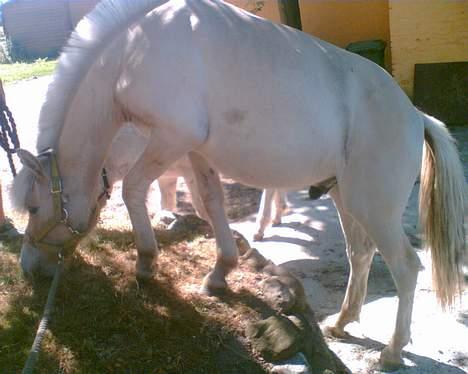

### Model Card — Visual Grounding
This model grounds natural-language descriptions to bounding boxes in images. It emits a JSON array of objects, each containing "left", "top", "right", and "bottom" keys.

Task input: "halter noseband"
[{"left": 25, "top": 149, "right": 111, "bottom": 257}]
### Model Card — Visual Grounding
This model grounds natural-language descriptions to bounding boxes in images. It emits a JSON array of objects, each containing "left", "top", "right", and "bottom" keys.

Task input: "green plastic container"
[{"left": 346, "top": 40, "right": 386, "bottom": 68}]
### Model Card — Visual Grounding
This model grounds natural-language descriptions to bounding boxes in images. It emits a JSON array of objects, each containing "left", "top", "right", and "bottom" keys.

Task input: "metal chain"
[{"left": 0, "top": 100, "right": 21, "bottom": 176}]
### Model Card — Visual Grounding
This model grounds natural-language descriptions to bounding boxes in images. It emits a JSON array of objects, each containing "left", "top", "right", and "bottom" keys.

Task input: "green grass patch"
[{"left": 0, "top": 59, "right": 57, "bottom": 84}]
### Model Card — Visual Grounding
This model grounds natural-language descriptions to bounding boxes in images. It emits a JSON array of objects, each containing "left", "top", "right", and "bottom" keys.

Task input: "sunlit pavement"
[
  {"left": 232, "top": 153, "right": 467, "bottom": 373},
  {"left": 4, "top": 77, "right": 468, "bottom": 373}
]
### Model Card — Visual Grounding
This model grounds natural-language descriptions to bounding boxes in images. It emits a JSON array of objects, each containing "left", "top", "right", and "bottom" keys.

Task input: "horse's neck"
[{"left": 56, "top": 56, "right": 122, "bottom": 195}]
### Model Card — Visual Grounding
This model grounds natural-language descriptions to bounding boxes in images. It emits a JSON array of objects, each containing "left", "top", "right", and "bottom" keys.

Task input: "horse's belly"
[{"left": 199, "top": 124, "right": 340, "bottom": 189}]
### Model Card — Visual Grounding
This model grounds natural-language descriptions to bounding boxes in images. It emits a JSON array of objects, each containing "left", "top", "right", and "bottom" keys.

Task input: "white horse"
[
  {"left": 104, "top": 124, "right": 207, "bottom": 217},
  {"left": 106, "top": 124, "right": 287, "bottom": 235},
  {"left": 11, "top": 0, "right": 465, "bottom": 370}
]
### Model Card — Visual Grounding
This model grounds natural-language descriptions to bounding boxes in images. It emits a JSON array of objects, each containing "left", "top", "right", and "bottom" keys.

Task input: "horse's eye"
[{"left": 28, "top": 207, "right": 39, "bottom": 215}]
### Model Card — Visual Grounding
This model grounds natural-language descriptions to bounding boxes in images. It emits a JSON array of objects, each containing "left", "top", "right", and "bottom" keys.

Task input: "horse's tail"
[{"left": 419, "top": 111, "right": 466, "bottom": 308}]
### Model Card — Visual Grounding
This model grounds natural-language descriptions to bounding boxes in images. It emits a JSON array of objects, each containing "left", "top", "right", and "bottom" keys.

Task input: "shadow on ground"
[{"left": 0, "top": 230, "right": 272, "bottom": 373}]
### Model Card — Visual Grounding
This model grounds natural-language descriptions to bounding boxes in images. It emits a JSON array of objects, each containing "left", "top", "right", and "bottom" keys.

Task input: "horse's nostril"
[{"left": 20, "top": 244, "right": 57, "bottom": 279}]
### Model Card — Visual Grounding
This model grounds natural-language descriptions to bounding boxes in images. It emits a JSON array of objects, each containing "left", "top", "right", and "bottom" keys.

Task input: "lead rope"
[{"left": 22, "top": 253, "right": 64, "bottom": 374}]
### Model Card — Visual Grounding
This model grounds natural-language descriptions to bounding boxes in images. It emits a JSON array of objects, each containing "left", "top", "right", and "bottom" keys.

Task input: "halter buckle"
[{"left": 50, "top": 177, "right": 62, "bottom": 194}]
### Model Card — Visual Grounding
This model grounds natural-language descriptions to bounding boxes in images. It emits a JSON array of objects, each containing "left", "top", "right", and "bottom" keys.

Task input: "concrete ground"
[{"left": 2, "top": 77, "right": 467, "bottom": 373}]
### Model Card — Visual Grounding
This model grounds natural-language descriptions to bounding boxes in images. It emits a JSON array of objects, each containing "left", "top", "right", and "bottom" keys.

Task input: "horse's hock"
[{"left": 166, "top": 214, "right": 350, "bottom": 373}]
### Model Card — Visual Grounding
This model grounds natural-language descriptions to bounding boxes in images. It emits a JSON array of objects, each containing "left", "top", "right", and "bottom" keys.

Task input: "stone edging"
[{"left": 235, "top": 234, "right": 350, "bottom": 374}]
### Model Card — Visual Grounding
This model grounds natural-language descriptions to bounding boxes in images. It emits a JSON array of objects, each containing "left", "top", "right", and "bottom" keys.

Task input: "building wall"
[
  {"left": 227, "top": 0, "right": 281, "bottom": 22},
  {"left": 3, "top": 0, "right": 71, "bottom": 57},
  {"left": 229, "top": 1, "right": 392, "bottom": 69},
  {"left": 3, "top": 0, "right": 276, "bottom": 58},
  {"left": 299, "top": 0, "right": 390, "bottom": 47},
  {"left": 2, "top": 0, "right": 100, "bottom": 57},
  {"left": 389, "top": 0, "right": 468, "bottom": 97},
  {"left": 299, "top": 0, "right": 391, "bottom": 69}
]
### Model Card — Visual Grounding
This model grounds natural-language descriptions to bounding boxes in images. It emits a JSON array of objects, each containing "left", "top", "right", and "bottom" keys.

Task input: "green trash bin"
[{"left": 346, "top": 40, "right": 386, "bottom": 68}]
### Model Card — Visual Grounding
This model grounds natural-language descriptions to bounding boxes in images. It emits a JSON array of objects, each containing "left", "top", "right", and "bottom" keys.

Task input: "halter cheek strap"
[{"left": 27, "top": 149, "right": 110, "bottom": 256}]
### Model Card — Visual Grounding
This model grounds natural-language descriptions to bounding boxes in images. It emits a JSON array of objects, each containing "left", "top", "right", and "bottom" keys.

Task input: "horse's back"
[{"left": 116, "top": 0, "right": 421, "bottom": 189}]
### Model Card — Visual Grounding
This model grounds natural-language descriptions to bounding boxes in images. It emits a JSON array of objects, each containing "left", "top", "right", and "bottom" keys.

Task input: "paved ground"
[{"left": 2, "top": 77, "right": 467, "bottom": 373}]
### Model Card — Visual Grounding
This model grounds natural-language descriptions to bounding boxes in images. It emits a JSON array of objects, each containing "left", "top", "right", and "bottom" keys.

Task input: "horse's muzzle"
[{"left": 20, "top": 242, "right": 58, "bottom": 278}]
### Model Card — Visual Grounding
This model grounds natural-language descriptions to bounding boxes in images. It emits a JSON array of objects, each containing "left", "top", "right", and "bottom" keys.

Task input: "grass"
[
  {"left": 0, "top": 181, "right": 266, "bottom": 372},
  {"left": 0, "top": 59, "right": 57, "bottom": 84},
  {"left": 0, "top": 218, "right": 273, "bottom": 373}
]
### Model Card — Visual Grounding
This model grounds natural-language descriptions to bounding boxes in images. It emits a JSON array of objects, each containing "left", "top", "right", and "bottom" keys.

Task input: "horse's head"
[{"left": 12, "top": 149, "right": 107, "bottom": 277}]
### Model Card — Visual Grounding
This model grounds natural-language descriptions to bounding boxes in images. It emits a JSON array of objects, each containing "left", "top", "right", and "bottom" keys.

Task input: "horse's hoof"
[
  {"left": 323, "top": 325, "right": 350, "bottom": 339},
  {"left": 136, "top": 261, "right": 154, "bottom": 282},
  {"left": 136, "top": 269, "right": 154, "bottom": 282},
  {"left": 379, "top": 347, "right": 404, "bottom": 372},
  {"left": 253, "top": 232, "right": 264, "bottom": 241},
  {"left": 272, "top": 219, "right": 282, "bottom": 227},
  {"left": 201, "top": 272, "right": 228, "bottom": 296}
]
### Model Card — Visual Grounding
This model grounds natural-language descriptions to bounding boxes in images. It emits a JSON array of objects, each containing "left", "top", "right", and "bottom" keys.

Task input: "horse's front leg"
[
  {"left": 123, "top": 174, "right": 157, "bottom": 280},
  {"left": 188, "top": 152, "right": 238, "bottom": 294},
  {"left": 122, "top": 137, "right": 194, "bottom": 280}
]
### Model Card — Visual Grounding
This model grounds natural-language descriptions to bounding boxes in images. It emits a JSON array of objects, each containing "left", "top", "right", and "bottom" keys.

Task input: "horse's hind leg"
[
  {"left": 338, "top": 182, "right": 421, "bottom": 370},
  {"left": 325, "top": 187, "right": 376, "bottom": 338},
  {"left": 158, "top": 175, "right": 178, "bottom": 212},
  {"left": 179, "top": 165, "right": 209, "bottom": 220},
  {"left": 188, "top": 152, "right": 238, "bottom": 294},
  {"left": 368, "top": 221, "right": 421, "bottom": 370},
  {"left": 254, "top": 189, "right": 276, "bottom": 241},
  {"left": 272, "top": 189, "right": 288, "bottom": 225}
]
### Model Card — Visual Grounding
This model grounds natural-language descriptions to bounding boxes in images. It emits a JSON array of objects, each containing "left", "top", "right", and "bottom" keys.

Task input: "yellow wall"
[
  {"left": 228, "top": 1, "right": 391, "bottom": 68},
  {"left": 299, "top": 0, "right": 390, "bottom": 47},
  {"left": 389, "top": 0, "right": 468, "bottom": 97},
  {"left": 299, "top": 0, "right": 391, "bottom": 69},
  {"left": 227, "top": 0, "right": 281, "bottom": 22}
]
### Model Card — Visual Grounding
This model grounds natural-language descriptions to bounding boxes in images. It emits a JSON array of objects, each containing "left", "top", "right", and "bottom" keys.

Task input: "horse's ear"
[{"left": 17, "top": 149, "right": 45, "bottom": 179}]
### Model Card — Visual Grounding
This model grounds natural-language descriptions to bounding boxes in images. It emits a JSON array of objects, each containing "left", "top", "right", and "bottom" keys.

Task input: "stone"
[
  {"left": 298, "top": 309, "right": 351, "bottom": 374},
  {"left": 271, "top": 352, "right": 312, "bottom": 374},
  {"left": 263, "top": 263, "right": 292, "bottom": 277},
  {"left": 241, "top": 248, "right": 270, "bottom": 271},
  {"left": 232, "top": 229, "right": 251, "bottom": 255},
  {"left": 288, "top": 315, "right": 308, "bottom": 331},
  {"left": 261, "top": 276, "right": 297, "bottom": 314},
  {"left": 246, "top": 315, "right": 303, "bottom": 362},
  {"left": 156, "top": 210, "right": 178, "bottom": 226},
  {"left": 167, "top": 213, "right": 210, "bottom": 233},
  {"left": 261, "top": 273, "right": 308, "bottom": 313}
]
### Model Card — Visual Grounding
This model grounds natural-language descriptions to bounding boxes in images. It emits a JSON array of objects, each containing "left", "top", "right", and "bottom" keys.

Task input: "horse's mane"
[{"left": 36, "top": 0, "right": 168, "bottom": 151}]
